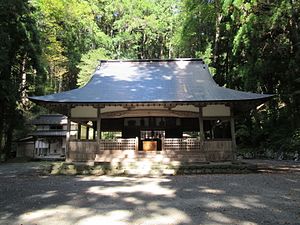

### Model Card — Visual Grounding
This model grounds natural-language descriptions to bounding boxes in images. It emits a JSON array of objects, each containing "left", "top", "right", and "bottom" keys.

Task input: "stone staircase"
[
  {"left": 51, "top": 160, "right": 256, "bottom": 176},
  {"left": 94, "top": 151, "right": 208, "bottom": 176},
  {"left": 95, "top": 150, "right": 207, "bottom": 164}
]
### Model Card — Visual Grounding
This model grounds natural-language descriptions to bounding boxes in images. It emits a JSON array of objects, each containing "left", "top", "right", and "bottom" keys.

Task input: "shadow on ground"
[{"left": 0, "top": 162, "right": 299, "bottom": 225}]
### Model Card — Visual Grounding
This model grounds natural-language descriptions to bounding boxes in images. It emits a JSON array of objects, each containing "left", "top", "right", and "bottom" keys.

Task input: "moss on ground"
[{"left": 47, "top": 161, "right": 257, "bottom": 176}]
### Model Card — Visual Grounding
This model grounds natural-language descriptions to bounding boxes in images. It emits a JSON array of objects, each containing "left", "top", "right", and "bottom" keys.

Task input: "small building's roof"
[
  {"left": 16, "top": 136, "right": 34, "bottom": 142},
  {"left": 31, "top": 114, "right": 67, "bottom": 125},
  {"left": 29, "top": 131, "right": 67, "bottom": 137},
  {"left": 29, "top": 59, "right": 272, "bottom": 104}
]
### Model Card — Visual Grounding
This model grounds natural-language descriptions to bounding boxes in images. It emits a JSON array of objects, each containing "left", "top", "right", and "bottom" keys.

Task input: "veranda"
[{"left": 66, "top": 103, "right": 235, "bottom": 163}]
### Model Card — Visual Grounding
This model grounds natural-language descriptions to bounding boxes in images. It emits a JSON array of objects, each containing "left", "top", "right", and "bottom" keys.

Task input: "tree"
[
  {"left": 0, "top": 0, "right": 44, "bottom": 160},
  {"left": 175, "top": 0, "right": 300, "bottom": 155},
  {"left": 32, "top": 0, "right": 111, "bottom": 91}
]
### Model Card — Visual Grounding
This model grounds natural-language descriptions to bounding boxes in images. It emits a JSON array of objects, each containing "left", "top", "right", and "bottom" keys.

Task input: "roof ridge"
[
  {"left": 98, "top": 58, "right": 204, "bottom": 63},
  {"left": 38, "top": 114, "right": 66, "bottom": 117}
]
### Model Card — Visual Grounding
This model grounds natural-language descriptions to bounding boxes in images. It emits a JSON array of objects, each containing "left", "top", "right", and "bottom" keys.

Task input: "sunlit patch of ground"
[
  {"left": 15, "top": 176, "right": 190, "bottom": 225},
  {"left": 86, "top": 176, "right": 176, "bottom": 197}
]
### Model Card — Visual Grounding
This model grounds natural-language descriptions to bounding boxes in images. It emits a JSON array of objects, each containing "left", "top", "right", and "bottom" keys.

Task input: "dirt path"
[
  {"left": 244, "top": 159, "right": 300, "bottom": 173},
  {"left": 0, "top": 161, "right": 299, "bottom": 225},
  {"left": 0, "top": 161, "right": 51, "bottom": 177}
]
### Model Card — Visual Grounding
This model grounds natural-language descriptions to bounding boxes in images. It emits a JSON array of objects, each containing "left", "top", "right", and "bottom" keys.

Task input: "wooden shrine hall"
[{"left": 29, "top": 59, "right": 272, "bottom": 163}]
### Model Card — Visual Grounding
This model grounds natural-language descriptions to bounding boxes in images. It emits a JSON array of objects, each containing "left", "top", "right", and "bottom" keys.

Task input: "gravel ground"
[{"left": 0, "top": 161, "right": 299, "bottom": 225}]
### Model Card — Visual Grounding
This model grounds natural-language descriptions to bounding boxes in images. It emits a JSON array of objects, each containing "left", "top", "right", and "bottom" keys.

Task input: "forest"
[{"left": 0, "top": 0, "right": 299, "bottom": 160}]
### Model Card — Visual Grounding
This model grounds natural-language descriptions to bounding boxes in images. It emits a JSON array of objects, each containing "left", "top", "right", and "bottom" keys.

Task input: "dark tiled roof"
[
  {"left": 29, "top": 131, "right": 67, "bottom": 137},
  {"left": 31, "top": 114, "right": 67, "bottom": 125},
  {"left": 29, "top": 59, "right": 272, "bottom": 104}
]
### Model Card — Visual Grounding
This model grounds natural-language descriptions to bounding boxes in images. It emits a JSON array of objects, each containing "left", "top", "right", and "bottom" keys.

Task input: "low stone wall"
[
  {"left": 95, "top": 150, "right": 136, "bottom": 162},
  {"left": 48, "top": 161, "right": 257, "bottom": 176}
]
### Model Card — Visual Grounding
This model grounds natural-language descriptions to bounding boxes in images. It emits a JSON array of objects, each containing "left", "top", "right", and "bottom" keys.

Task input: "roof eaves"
[
  {"left": 98, "top": 58, "right": 204, "bottom": 63},
  {"left": 28, "top": 95, "right": 273, "bottom": 105}
]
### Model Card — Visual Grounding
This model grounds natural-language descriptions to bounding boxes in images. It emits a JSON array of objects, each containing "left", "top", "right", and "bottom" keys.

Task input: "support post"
[
  {"left": 198, "top": 106, "right": 204, "bottom": 141},
  {"left": 93, "top": 126, "right": 96, "bottom": 140},
  {"left": 77, "top": 124, "right": 81, "bottom": 140},
  {"left": 135, "top": 137, "right": 138, "bottom": 151},
  {"left": 48, "top": 141, "right": 51, "bottom": 156},
  {"left": 97, "top": 107, "right": 101, "bottom": 143},
  {"left": 86, "top": 127, "right": 89, "bottom": 140},
  {"left": 230, "top": 109, "right": 237, "bottom": 161},
  {"left": 66, "top": 114, "right": 71, "bottom": 162}
]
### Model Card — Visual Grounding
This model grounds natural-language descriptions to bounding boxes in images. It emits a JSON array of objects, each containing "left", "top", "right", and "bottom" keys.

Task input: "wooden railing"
[
  {"left": 99, "top": 139, "right": 136, "bottom": 150},
  {"left": 68, "top": 138, "right": 233, "bottom": 162},
  {"left": 68, "top": 139, "right": 137, "bottom": 161},
  {"left": 163, "top": 138, "right": 203, "bottom": 151},
  {"left": 161, "top": 138, "right": 232, "bottom": 162},
  {"left": 162, "top": 138, "right": 205, "bottom": 162}
]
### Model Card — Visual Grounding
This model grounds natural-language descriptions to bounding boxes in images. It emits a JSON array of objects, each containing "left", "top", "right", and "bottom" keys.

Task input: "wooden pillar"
[
  {"left": 198, "top": 106, "right": 204, "bottom": 141},
  {"left": 161, "top": 137, "right": 165, "bottom": 151},
  {"left": 97, "top": 107, "right": 101, "bottom": 142},
  {"left": 66, "top": 115, "right": 71, "bottom": 161},
  {"left": 48, "top": 141, "right": 51, "bottom": 156},
  {"left": 93, "top": 126, "right": 96, "bottom": 140},
  {"left": 230, "top": 109, "right": 237, "bottom": 161},
  {"left": 77, "top": 123, "right": 81, "bottom": 139},
  {"left": 86, "top": 126, "right": 89, "bottom": 140},
  {"left": 135, "top": 137, "right": 139, "bottom": 151}
]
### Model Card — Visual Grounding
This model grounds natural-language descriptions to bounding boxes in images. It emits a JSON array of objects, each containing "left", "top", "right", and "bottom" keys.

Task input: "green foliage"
[
  {"left": 172, "top": 0, "right": 215, "bottom": 58},
  {"left": 30, "top": 0, "right": 179, "bottom": 91},
  {"left": 32, "top": 0, "right": 112, "bottom": 91},
  {"left": 101, "top": 132, "right": 122, "bottom": 140},
  {"left": 77, "top": 48, "right": 108, "bottom": 86},
  {"left": 175, "top": 0, "right": 300, "bottom": 155},
  {"left": 290, "top": 129, "right": 300, "bottom": 151},
  {"left": 102, "top": 0, "right": 178, "bottom": 59},
  {"left": 0, "top": 0, "right": 45, "bottom": 159}
]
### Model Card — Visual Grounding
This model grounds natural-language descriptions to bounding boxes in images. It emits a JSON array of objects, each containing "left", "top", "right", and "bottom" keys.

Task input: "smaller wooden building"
[
  {"left": 16, "top": 114, "right": 78, "bottom": 160},
  {"left": 16, "top": 137, "right": 35, "bottom": 158},
  {"left": 29, "top": 59, "right": 272, "bottom": 163}
]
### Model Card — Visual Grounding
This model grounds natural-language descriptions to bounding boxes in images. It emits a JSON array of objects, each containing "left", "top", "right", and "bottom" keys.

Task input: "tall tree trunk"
[
  {"left": 58, "top": 74, "right": 63, "bottom": 93},
  {"left": 20, "top": 54, "right": 28, "bottom": 108},
  {"left": 213, "top": 0, "right": 222, "bottom": 66},
  {"left": 3, "top": 126, "right": 13, "bottom": 161},
  {"left": 288, "top": 0, "right": 299, "bottom": 129},
  {"left": 138, "top": 32, "right": 145, "bottom": 59},
  {"left": 168, "top": 41, "right": 172, "bottom": 59},
  {"left": 142, "top": 32, "right": 146, "bottom": 59},
  {"left": 160, "top": 35, "right": 164, "bottom": 58},
  {"left": 2, "top": 104, "right": 15, "bottom": 161},
  {"left": 0, "top": 61, "right": 12, "bottom": 161},
  {"left": 0, "top": 110, "right": 3, "bottom": 158}
]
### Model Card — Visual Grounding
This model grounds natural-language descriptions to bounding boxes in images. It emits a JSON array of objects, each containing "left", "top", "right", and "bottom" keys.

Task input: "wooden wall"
[
  {"left": 69, "top": 141, "right": 98, "bottom": 161},
  {"left": 16, "top": 142, "right": 34, "bottom": 158},
  {"left": 204, "top": 140, "right": 232, "bottom": 161}
]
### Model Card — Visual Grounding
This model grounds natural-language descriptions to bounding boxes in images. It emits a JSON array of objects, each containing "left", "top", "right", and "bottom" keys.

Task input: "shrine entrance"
[{"left": 140, "top": 130, "right": 165, "bottom": 151}]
